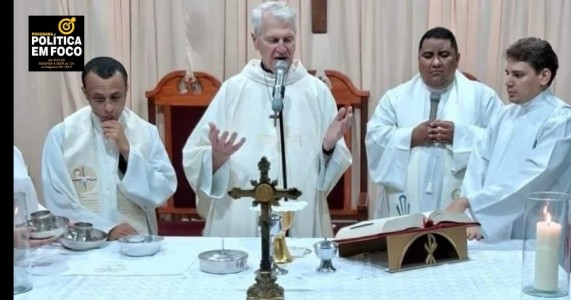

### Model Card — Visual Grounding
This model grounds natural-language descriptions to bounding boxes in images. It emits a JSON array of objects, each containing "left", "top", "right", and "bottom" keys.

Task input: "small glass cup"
[
  {"left": 14, "top": 191, "right": 33, "bottom": 294},
  {"left": 522, "top": 192, "right": 570, "bottom": 298}
]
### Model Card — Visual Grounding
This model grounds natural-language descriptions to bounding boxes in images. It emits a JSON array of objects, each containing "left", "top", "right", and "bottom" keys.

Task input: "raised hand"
[
  {"left": 428, "top": 120, "right": 455, "bottom": 144},
  {"left": 323, "top": 106, "right": 353, "bottom": 151},
  {"left": 101, "top": 120, "right": 130, "bottom": 159},
  {"left": 208, "top": 122, "right": 246, "bottom": 172}
]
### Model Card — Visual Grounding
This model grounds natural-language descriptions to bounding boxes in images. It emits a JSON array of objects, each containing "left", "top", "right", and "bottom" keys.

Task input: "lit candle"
[{"left": 534, "top": 206, "right": 562, "bottom": 292}]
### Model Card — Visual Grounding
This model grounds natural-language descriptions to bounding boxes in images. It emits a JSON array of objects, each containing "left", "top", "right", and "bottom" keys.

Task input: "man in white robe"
[
  {"left": 447, "top": 37, "right": 571, "bottom": 241},
  {"left": 366, "top": 27, "right": 503, "bottom": 218},
  {"left": 42, "top": 57, "right": 177, "bottom": 240},
  {"left": 14, "top": 146, "right": 44, "bottom": 214},
  {"left": 182, "top": 2, "right": 353, "bottom": 238},
  {"left": 14, "top": 145, "right": 56, "bottom": 248}
]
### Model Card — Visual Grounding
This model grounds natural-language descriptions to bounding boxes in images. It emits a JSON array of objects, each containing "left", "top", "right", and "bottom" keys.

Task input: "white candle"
[{"left": 534, "top": 210, "right": 562, "bottom": 292}]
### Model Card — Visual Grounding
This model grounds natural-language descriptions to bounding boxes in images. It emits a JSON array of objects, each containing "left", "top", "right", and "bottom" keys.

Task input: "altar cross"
[
  {"left": 228, "top": 157, "right": 301, "bottom": 299},
  {"left": 311, "top": 0, "right": 327, "bottom": 33}
]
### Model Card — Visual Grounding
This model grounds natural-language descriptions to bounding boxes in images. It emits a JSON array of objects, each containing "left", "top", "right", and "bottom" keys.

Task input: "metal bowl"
[
  {"left": 118, "top": 235, "right": 164, "bottom": 257},
  {"left": 59, "top": 223, "right": 107, "bottom": 251},
  {"left": 16, "top": 210, "right": 69, "bottom": 239},
  {"left": 198, "top": 249, "right": 248, "bottom": 274}
]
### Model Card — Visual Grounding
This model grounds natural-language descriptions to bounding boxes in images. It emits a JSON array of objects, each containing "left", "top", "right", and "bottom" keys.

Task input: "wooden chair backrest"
[
  {"left": 309, "top": 70, "right": 369, "bottom": 221},
  {"left": 146, "top": 71, "right": 221, "bottom": 223}
]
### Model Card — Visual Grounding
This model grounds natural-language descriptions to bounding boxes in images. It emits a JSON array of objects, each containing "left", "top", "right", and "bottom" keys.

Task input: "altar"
[{"left": 14, "top": 237, "right": 548, "bottom": 300}]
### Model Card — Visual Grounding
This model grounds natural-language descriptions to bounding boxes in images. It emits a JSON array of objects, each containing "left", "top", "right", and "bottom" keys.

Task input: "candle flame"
[
  {"left": 546, "top": 211, "right": 552, "bottom": 224},
  {"left": 14, "top": 206, "right": 18, "bottom": 216}
]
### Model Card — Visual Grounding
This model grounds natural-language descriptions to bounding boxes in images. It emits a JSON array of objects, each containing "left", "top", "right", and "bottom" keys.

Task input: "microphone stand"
[
  {"left": 274, "top": 107, "right": 289, "bottom": 236},
  {"left": 277, "top": 111, "right": 288, "bottom": 193}
]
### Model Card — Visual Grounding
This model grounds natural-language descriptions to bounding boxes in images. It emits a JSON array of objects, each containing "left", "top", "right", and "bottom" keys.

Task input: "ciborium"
[
  {"left": 314, "top": 238, "right": 339, "bottom": 273},
  {"left": 273, "top": 211, "right": 294, "bottom": 264}
]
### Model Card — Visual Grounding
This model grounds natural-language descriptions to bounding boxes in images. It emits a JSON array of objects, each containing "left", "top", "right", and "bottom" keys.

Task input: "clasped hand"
[
  {"left": 411, "top": 120, "right": 454, "bottom": 147},
  {"left": 323, "top": 106, "right": 353, "bottom": 151},
  {"left": 102, "top": 120, "right": 130, "bottom": 159}
]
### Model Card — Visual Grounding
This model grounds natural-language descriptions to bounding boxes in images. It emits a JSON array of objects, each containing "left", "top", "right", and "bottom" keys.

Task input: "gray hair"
[{"left": 250, "top": 1, "right": 296, "bottom": 36}]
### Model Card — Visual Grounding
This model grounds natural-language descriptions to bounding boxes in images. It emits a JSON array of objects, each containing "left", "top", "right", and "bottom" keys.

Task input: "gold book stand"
[{"left": 385, "top": 226, "right": 469, "bottom": 272}]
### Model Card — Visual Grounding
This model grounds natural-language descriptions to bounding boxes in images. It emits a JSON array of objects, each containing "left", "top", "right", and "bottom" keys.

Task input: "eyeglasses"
[{"left": 89, "top": 95, "right": 125, "bottom": 106}]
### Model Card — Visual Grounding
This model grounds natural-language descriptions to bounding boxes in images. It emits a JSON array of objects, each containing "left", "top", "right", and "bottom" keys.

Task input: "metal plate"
[
  {"left": 59, "top": 226, "right": 108, "bottom": 251},
  {"left": 198, "top": 249, "right": 248, "bottom": 274}
]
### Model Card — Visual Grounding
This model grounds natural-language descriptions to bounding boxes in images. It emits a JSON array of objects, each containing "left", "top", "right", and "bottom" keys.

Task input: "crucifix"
[
  {"left": 311, "top": 0, "right": 327, "bottom": 33},
  {"left": 269, "top": 112, "right": 280, "bottom": 127},
  {"left": 228, "top": 157, "right": 302, "bottom": 300}
]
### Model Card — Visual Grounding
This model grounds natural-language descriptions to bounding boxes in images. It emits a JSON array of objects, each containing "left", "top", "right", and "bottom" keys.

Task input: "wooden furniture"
[
  {"left": 145, "top": 71, "right": 221, "bottom": 236},
  {"left": 461, "top": 71, "right": 478, "bottom": 81},
  {"left": 309, "top": 70, "right": 370, "bottom": 223}
]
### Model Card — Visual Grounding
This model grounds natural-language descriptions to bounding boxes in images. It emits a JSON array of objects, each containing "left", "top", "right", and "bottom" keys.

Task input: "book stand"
[{"left": 385, "top": 226, "right": 469, "bottom": 272}]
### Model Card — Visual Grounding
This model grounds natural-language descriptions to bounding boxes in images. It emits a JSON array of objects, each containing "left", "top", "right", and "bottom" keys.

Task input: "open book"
[{"left": 334, "top": 210, "right": 479, "bottom": 256}]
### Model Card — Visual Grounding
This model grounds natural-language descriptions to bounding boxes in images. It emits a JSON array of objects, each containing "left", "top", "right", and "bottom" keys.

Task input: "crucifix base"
[{"left": 247, "top": 270, "right": 284, "bottom": 300}]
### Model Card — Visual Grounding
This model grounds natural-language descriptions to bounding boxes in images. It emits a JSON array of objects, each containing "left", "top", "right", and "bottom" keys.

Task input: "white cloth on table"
[
  {"left": 182, "top": 59, "right": 351, "bottom": 238},
  {"left": 16, "top": 237, "right": 530, "bottom": 300},
  {"left": 463, "top": 90, "right": 571, "bottom": 241},
  {"left": 30, "top": 237, "right": 196, "bottom": 276},
  {"left": 41, "top": 106, "right": 177, "bottom": 234},
  {"left": 366, "top": 71, "right": 503, "bottom": 218},
  {"left": 248, "top": 199, "right": 308, "bottom": 212}
]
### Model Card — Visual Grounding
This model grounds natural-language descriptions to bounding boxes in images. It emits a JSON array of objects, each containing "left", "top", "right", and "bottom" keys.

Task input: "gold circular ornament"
[{"left": 255, "top": 183, "right": 274, "bottom": 203}]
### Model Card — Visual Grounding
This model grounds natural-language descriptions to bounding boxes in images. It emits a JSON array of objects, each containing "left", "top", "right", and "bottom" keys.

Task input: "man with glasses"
[{"left": 41, "top": 56, "right": 177, "bottom": 241}]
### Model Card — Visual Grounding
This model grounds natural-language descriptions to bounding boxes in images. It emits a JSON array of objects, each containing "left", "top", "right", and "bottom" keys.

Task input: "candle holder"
[{"left": 522, "top": 192, "right": 570, "bottom": 298}]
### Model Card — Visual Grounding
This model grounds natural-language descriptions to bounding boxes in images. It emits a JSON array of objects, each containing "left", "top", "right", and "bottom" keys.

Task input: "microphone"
[
  {"left": 272, "top": 60, "right": 289, "bottom": 114},
  {"left": 429, "top": 93, "right": 440, "bottom": 120},
  {"left": 426, "top": 92, "right": 441, "bottom": 194}
]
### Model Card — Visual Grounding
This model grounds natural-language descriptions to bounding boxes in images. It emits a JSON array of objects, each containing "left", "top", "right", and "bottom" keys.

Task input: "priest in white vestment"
[
  {"left": 14, "top": 145, "right": 44, "bottom": 214},
  {"left": 42, "top": 57, "right": 177, "bottom": 240},
  {"left": 182, "top": 2, "right": 352, "bottom": 238},
  {"left": 14, "top": 145, "right": 58, "bottom": 248},
  {"left": 447, "top": 37, "right": 571, "bottom": 241},
  {"left": 366, "top": 27, "right": 503, "bottom": 218}
]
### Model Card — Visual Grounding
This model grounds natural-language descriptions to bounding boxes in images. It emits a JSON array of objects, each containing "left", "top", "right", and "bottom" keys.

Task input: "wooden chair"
[
  {"left": 145, "top": 70, "right": 221, "bottom": 236},
  {"left": 309, "top": 70, "right": 370, "bottom": 225},
  {"left": 461, "top": 71, "right": 479, "bottom": 81}
]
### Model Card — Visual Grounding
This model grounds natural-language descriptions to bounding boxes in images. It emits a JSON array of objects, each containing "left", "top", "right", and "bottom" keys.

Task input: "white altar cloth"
[{"left": 14, "top": 237, "right": 569, "bottom": 300}]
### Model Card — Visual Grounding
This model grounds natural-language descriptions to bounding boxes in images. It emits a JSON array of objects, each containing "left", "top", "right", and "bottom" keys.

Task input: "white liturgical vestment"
[
  {"left": 182, "top": 59, "right": 351, "bottom": 238},
  {"left": 366, "top": 71, "right": 503, "bottom": 218},
  {"left": 42, "top": 107, "right": 177, "bottom": 234},
  {"left": 463, "top": 91, "right": 571, "bottom": 241},
  {"left": 14, "top": 146, "right": 43, "bottom": 215}
]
